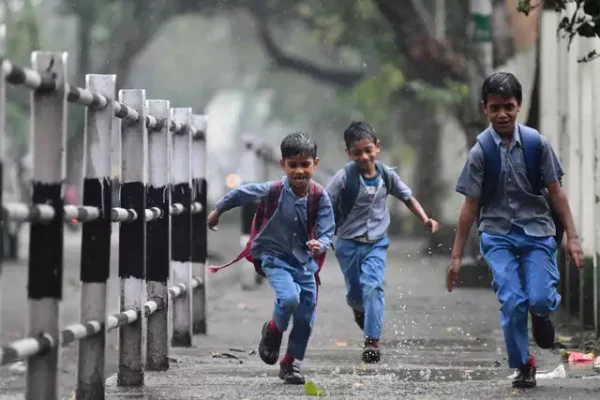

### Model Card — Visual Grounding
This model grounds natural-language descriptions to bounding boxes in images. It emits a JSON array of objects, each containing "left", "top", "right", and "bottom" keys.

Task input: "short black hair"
[
  {"left": 343, "top": 121, "right": 377, "bottom": 148},
  {"left": 280, "top": 132, "right": 317, "bottom": 160},
  {"left": 481, "top": 72, "right": 522, "bottom": 104}
]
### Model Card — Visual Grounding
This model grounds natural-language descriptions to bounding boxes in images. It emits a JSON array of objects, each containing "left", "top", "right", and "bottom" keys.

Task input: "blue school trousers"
[
  {"left": 334, "top": 236, "right": 389, "bottom": 339},
  {"left": 480, "top": 226, "right": 561, "bottom": 368},
  {"left": 261, "top": 255, "right": 317, "bottom": 361}
]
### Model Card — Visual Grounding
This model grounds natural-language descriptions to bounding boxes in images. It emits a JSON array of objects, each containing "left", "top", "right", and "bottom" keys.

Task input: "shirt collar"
[{"left": 489, "top": 124, "right": 520, "bottom": 148}]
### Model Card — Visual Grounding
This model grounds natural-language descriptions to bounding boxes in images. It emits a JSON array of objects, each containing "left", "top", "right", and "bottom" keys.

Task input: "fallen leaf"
[
  {"left": 352, "top": 382, "right": 363, "bottom": 388},
  {"left": 557, "top": 335, "right": 573, "bottom": 342},
  {"left": 304, "top": 381, "right": 326, "bottom": 396},
  {"left": 335, "top": 341, "right": 347, "bottom": 347}
]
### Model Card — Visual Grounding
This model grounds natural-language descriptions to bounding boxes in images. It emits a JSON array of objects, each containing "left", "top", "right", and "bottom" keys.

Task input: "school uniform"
[
  {"left": 455, "top": 125, "right": 563, "bottom": 369},
  {"left": 325, "top": 163, "right": 412, "bottom": 340},
  {"left": 216, "top": 177, "right": 335, "bottom": 361}
]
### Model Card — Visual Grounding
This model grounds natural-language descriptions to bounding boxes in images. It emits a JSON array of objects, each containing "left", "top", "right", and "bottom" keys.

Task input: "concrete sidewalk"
[{"left": 105, "top": 239, "right": 600, "bottom": 399}]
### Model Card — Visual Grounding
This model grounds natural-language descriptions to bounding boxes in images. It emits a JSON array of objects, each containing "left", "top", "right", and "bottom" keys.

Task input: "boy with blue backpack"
[
  {"left": 207, "top": 132, "right": 335, "bottom": 385},
  {"left": 325, "top": 121, "right": 439, "bottom": 363},
  {"left": 447, "top": 72, "right": 584, "bottom": 389}
]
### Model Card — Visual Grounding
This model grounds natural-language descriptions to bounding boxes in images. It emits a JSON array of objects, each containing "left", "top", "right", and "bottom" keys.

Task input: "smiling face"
[
  {"left": 481, "top": 95, "right": 521, "bottom": 136},
  {"left": 280, "top": 153, "right": 318, "bottom": 195},
  {"left": 346, "top": 138, "right": 381, "bottom": 175}
]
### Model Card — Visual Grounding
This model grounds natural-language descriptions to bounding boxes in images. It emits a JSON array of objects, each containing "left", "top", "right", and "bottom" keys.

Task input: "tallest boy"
[{"left": 447, "top": 72, "right": 584, "bottom": 389}]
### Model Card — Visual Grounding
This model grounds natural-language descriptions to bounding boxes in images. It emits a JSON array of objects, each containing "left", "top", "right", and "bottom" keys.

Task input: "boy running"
[
  {"left": 447, "top": 72, "right": 584, "bottom": 388},
  {"left": 325, "top": 121, "right": 439, "bottom": 363},
  {"left": 207, "top": 132, "right": 335, "bottom": 384}
]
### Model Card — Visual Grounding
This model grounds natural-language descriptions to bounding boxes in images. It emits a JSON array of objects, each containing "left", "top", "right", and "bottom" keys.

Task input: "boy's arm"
[
  {"left": 388, "top": 170, "right": 430, "bottom": 223},
  {"left": 324, "top": 169, "right": 346, "bottom": 209},
  {"left": 315, "top": 191, "right": 336, "bottom": 255},
  {"left": 215, "top": 181, "right": 272, "bottom": 215},
  {"left": 451, "top": 145, "right": 484, "bottom": 259}
]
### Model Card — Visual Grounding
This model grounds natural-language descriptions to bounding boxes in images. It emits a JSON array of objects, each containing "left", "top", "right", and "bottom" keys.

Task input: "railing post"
[
  {"left": 191, "top": 114, "right": 207, "bottom": 335},
  {"left": 146, "top": 99, "right": 171, "bottom": 370},
  {"left": 0, "top": 24, "right": 5, "bottom": 334},
  {"left": 27, "top": 51, "right": 68, "bottom": 400},
  {"left": 117, "top": 89, "right": 148, "bottom": 386},
  {"left": 594, "top": 51, "right": 600, "bottom": 338},
  {"left": 76, "top": 74, "right": 116, "bottom": 400},
  {"left": 170, "top": 107, "right": 193, "bottom": 347}
]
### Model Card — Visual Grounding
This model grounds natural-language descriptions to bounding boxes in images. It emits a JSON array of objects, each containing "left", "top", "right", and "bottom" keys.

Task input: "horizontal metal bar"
[
  {"left": 63, "top": 205, "right": 101, "bottom": 222},
  {"left": 3, "top": 203, "right": 55, "bottom": 222},
  {"left": 2, "top": 58, "right": 206, "bottom": 140},
  {"left": 0, "top": 334, "right": 55, "bottom": 366}
]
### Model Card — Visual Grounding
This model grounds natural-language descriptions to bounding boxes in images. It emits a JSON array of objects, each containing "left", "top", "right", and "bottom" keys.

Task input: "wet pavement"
[{"left": 103, "top": 238, "right": 600, "bottom": 400}]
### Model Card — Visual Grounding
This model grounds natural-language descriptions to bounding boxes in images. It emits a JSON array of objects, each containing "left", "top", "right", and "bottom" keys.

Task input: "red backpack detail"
[{"left": 208, "top": 180, "right": 328, "bottom": 285}]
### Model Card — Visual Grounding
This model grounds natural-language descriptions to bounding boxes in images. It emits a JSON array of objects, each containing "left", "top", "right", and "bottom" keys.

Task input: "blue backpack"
[
  {"left": 477, "top": 124, "right": 564, "bottom": 244},
  {"left": 334, "top": 161, "right": 393, "bottom": 231}
]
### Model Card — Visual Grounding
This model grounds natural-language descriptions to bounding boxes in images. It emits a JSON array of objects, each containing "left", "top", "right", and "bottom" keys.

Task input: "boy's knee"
[{"left": 278, "top": 293, "right": 300, "bottom": 310}]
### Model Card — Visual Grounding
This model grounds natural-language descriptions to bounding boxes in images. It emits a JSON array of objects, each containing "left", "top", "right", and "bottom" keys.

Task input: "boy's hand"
[
  {"left": 425, "top": 218, "right": 439, "bottom": 233},
  {"left": 207, "top": 209, "right": 220, "bottom": 231},
  {"left": 566, "top": 237, "right": 584, "bottom": 269},
  {"left": 306, "top": 239, "right": 321, "bottom": 256},
  {"left": 446, "top": 255, "right": 462, "bottom": 292}
]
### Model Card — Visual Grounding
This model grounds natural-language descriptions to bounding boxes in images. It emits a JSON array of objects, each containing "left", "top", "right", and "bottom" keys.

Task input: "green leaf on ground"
[{"left": 304, "top": 380, "right": 326, "bottom": 396}]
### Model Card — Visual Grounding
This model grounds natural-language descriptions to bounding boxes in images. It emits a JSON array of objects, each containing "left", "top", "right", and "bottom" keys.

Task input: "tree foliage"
[{"left": 518, "top": 0, "right": 600, "bottom": 62}]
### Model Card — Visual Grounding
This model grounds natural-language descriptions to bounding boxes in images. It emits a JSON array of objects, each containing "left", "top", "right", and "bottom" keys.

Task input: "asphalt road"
[{"left": 102, "top": 238, "right": 600, "bottom": 400}]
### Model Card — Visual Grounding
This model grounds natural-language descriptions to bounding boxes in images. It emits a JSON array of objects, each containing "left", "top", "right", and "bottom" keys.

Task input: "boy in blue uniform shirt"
[
  {"left": 325, "top": 121, "right": 439, "bottom": 363},
  {"left": 207, "top": 132, "right": 335, "bottom": 384},
  {"left": 447, "top": 72, "right": 584, "bottom": 388}
]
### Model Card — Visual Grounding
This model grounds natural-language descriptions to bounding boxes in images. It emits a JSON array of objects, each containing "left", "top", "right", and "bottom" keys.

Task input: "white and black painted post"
[
  {"left": 117, "top": 90, "right": 148, "bottom": 386},
  {"left": 191, "top": 114, "right": 207, "bottom": 335},
  {"left": 170, "top": 108, "right": 193, "bottom": 347},
  {"left": 146, "top": 99, "right": 171, "bottom": 370},
  {"left": 76, "top": 74, "right": 116, "bottom": 400},
  {"left": 0, "top": 25, "right": 6, "bottom": 336},
  {"left": 27, "top": 51, "right": 68, "bottom": 400}
]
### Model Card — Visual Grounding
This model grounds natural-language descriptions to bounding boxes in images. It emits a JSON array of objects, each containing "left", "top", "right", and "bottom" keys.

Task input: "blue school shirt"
[
  {"left": 325, "top": 162, "right": 413, "bottom": 241},
  {"left": 455, "top": 125, "right": 564, "bottom": 237},
  {"left": 215, "top": 177, "right": 336, "bottom": 271}
]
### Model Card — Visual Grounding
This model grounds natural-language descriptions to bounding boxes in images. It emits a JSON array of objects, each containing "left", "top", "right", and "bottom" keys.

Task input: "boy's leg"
[
  {"left": 279, "top": 268, "right": 317, "bottom": 385},
  {"left": 521, "top": 234, "right": 561, "bottom": 349},
  {"left": 360, "top": 236, "right": 389, "bottom": 363},
  {"left": 480, "top": 232, "right": 535, "bottom": 388},
  {"left": 259, "top": 259, "right": 301, "bottom": 365},
  {"left": 335, "top": 238, "right": 366, "bottom": 330}
]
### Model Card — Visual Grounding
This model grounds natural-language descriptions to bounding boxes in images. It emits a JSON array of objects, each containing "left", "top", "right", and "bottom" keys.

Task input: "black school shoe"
[
  {"left": 258, "top": 321, "right": 282, "bottom": 365},
  {"left": 530, "top": 312, "right": 555, "bottom": 349},
  {"left": 512, "top": 364, "right": 537, "bottom": 388},
  {"left": 362, "top": 338, "right": 381, "bottom": 363},
  {"left": 278, "top": 361, "right": 306, "bottom": 385}
]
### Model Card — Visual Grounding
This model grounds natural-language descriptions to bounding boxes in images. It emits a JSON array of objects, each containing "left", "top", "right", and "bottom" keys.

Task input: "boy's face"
[
  {"left": 346, "top": 138, "right": 381, "bottom": 173},
  {"left": 279, "top": 154, "right": 319, "bottom": 192},
  {"left": 481, "top": 95, "right": 521, "bottom": 136}
]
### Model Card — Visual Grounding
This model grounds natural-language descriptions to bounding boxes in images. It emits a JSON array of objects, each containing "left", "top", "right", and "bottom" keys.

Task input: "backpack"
[
  {"left": 208, "top": 179, "right": 328, "bottom": 285},
  {"left": 334, "top": 161, "right": 394, "bottom": 231},
  {"left": 477, "top": 125, "right": 564, "bottom": 245}
]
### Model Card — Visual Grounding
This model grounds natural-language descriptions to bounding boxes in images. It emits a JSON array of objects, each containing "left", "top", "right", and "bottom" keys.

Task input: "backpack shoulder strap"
[
  {"left": 339, "top": 162, "right": 360, "bottom": 217},
  {"left": 307, "top": 181, "right": 323, "bottom": 239},
  {"left": 375, "top": 161, "right": 393, "bottom": 194},
  {"left": 476, "top": 128, "right": 500, "bottom": 204},
  {"left": 263, "top": 180, "right": 283, "bottom": 219},
  {"left": 518, "top": 124, "right": 543, "bottom": 194}
]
